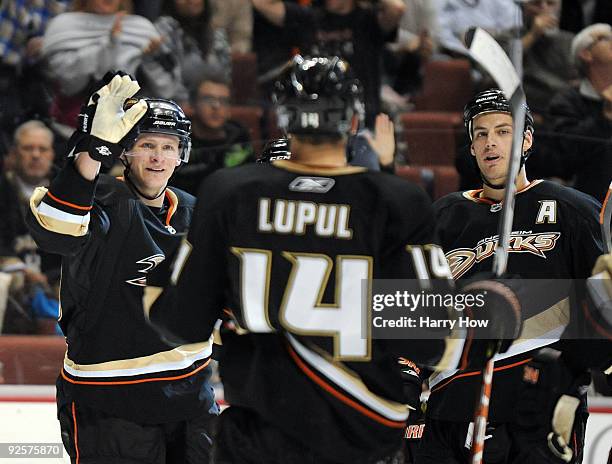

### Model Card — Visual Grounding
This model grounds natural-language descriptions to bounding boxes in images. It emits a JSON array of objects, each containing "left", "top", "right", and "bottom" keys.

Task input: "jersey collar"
[
  {"left": 272, "top": 160, "right": 367, "bottom": 176},
  {"left": 462, "top": 179, "right": 544, "bottom": 205}
]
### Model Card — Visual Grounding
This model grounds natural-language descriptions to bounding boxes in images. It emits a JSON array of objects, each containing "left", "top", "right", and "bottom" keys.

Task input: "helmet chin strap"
[
  {"left": 120, "top": 157, "right": 167, "bottom": 201},
  {"left": 482, "top": 174, "right": 505, "bottom": 190}
]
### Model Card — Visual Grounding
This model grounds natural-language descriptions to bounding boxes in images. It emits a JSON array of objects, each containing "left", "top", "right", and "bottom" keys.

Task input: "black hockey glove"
[
  {"left": 398, "top": 357, "right": 424, "bottom": 410},
  {"left": 69, "top": 70, "right": 147, "bottom": 168},
  {"left": 458, "top": 273, "right": 523, "bottom": 370},
  {"left": 513, "top": 348, "right": 589, "bottom": 463}
]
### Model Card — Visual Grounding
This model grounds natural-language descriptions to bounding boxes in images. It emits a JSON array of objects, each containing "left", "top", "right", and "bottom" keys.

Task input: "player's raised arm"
[{"left": 26, "top": 72, "right": 147, "bottom": 255}]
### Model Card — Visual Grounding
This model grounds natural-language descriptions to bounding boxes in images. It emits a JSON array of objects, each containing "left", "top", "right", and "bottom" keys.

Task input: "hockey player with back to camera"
[
  {"left": 143, "top": 55, "right": 531, "bottom": 464},
  {"left": 414, "top": 88, "right": 607, "bottom": 464},
  {"left": 25, "top": 71, "right": 218, "bottom": 464}
]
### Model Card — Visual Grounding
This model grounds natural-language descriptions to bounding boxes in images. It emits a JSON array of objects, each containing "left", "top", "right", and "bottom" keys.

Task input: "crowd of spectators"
[{"left": 0, "top": 0, "right": 611, "bottom": 334}]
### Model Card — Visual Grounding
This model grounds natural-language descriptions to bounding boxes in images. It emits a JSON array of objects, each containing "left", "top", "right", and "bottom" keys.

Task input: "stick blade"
[{"left": 465, "top": 27, "right": 521, "bottom": 101}]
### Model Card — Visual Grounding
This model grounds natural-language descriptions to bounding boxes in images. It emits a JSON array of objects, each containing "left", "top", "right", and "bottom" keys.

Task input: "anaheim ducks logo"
[
  {"left": 447, "top": 231, "right": 561, "bottom": 279},
  {"left": 126, "top": 254, "right": 165, "bottom": 286}
]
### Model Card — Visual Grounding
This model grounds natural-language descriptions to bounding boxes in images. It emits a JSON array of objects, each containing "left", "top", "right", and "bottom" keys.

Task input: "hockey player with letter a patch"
[{"left": 415, "top": 89, "right": 604, "bottom": 464}]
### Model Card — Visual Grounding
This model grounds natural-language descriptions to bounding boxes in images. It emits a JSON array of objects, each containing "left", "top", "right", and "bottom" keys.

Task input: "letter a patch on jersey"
[{"left": 536, "top": 200, "right": 557, "bottom": 224}]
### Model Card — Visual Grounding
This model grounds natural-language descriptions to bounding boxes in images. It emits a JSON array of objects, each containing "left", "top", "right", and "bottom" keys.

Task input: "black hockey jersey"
[
  {"left": 429, "top": 180, "right": 603, "bottom": 422},
  {"left": 147, "top": 160, "right": 469, "bottom": 462},
  {"left": 26, "top": 161, "right": 215, "bottom": 424}
]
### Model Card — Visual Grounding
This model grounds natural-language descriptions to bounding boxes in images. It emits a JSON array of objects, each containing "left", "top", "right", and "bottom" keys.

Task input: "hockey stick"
[
  {"left": 464, "top": 27, "right": 527, "bottom": 464},
  {"left": 599, "top": 181, "right": 612, "bottom": 254}
]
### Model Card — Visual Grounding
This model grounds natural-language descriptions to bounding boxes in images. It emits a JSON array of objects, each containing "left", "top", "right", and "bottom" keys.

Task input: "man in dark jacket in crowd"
[{"left": 547, "top": 22, "right": 612, "bottom": 202}]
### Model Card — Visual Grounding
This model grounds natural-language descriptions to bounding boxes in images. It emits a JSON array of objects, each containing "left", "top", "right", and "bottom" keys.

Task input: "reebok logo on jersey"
[
  {"left": 126, "top": 254, "right": 165, "bottom": 286},
  {"left": 289, "top": 177, "right": 335, "bottom": 193},
  {"left": 446, "top": 231, "right": 561, "bottom": 279},
  {"left": 95, "top": 145, "right": 113, "bottom": 157}
]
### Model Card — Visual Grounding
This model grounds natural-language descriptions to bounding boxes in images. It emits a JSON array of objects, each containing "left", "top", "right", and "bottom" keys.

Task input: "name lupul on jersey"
[
  {"left": 447, "top": 230, "right": 561, "bottom": 279},
  {"left": 257, "top": 198, "right": 352, "bottom": 239}
]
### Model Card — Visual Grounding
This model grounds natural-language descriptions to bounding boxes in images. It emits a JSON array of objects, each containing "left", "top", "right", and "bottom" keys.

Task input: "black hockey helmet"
[
  {"left": 123, "top": 98, "right": 192, "bottom": 164},
  {"left": 463, "top": 88, "right": 535, "bottom": 140},
  {"left": 272, "top": 55, "right": 364, "bottom": 137}
]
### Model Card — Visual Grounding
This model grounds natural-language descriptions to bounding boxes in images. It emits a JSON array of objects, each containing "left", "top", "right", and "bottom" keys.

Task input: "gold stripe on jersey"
[
  {"left": 63, "top": 336, "right": 213, "bottom": 378},
  {"left": 273, "top": 160, "right": 367, "bottom": 176},
  {"left": 143, "top": 286, "right": 163, "bottom": 320},
  {"left": 429, "top": 298, "right": 571, "bottom": 389},
  {"left": 435, "top": 333, "right": 467, "bottom": 371},
  {"left": 29, "top": 187, "right": 89, "bottom": 237},
  {"left": 517, "top": 297, "right": 570, "bottom": 342}
]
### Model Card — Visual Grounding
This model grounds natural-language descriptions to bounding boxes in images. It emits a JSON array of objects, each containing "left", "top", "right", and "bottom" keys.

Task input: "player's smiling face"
[
  {"left": 125, "top": 133, "right": 181, "bottom": 197},
  {"left": 471, "top": 112, "right": 532, "bottom": 186}
]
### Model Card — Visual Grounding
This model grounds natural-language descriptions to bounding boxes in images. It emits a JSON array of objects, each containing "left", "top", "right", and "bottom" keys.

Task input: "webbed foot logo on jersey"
[
  {"left": 126, "top": 254, "right": 165, "bottom": 286},
  {"left": 447, "top": 231, "right": 561, "bottom": 279}
]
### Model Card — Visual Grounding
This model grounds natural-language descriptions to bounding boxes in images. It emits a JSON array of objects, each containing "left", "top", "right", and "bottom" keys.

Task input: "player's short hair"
[{"left": 571, "top": 23, "right": 612, "bottom": 76}]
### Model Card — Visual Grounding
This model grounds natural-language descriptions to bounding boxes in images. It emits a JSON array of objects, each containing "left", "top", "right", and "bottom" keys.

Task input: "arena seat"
[
  {"left": 413, "top": 59, "right": 474, "bottom": 112},
  {"left": 400, "top": 112, "right": 463, "bottom": 166},
  {"left": 230, "top": 105, "right": 264, "bottom": 154},
  {"left": 395, "top": 166, "right": 435, "bottom": 198},
  {"left": 231, "top": 52, "right": 259, "bottom": 105},
  {"left": 432, "top": 165, "right": 460, "bottom": 199},
  {"left": 395, "top": 165, "right": 459, "bottom": 201},
  {"left": 0, "top": 336, "right": 65, "bottom": 385}
]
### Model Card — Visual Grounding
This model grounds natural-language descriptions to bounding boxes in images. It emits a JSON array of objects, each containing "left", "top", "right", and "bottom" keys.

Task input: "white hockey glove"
[{"left": 72, "top": 71, "right": 148, "bottom": 168}]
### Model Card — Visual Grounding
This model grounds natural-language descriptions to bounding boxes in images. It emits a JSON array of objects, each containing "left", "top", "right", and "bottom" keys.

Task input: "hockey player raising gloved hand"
[{"left": 25, "top": 70, "right": 217, "bottom": 463}]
